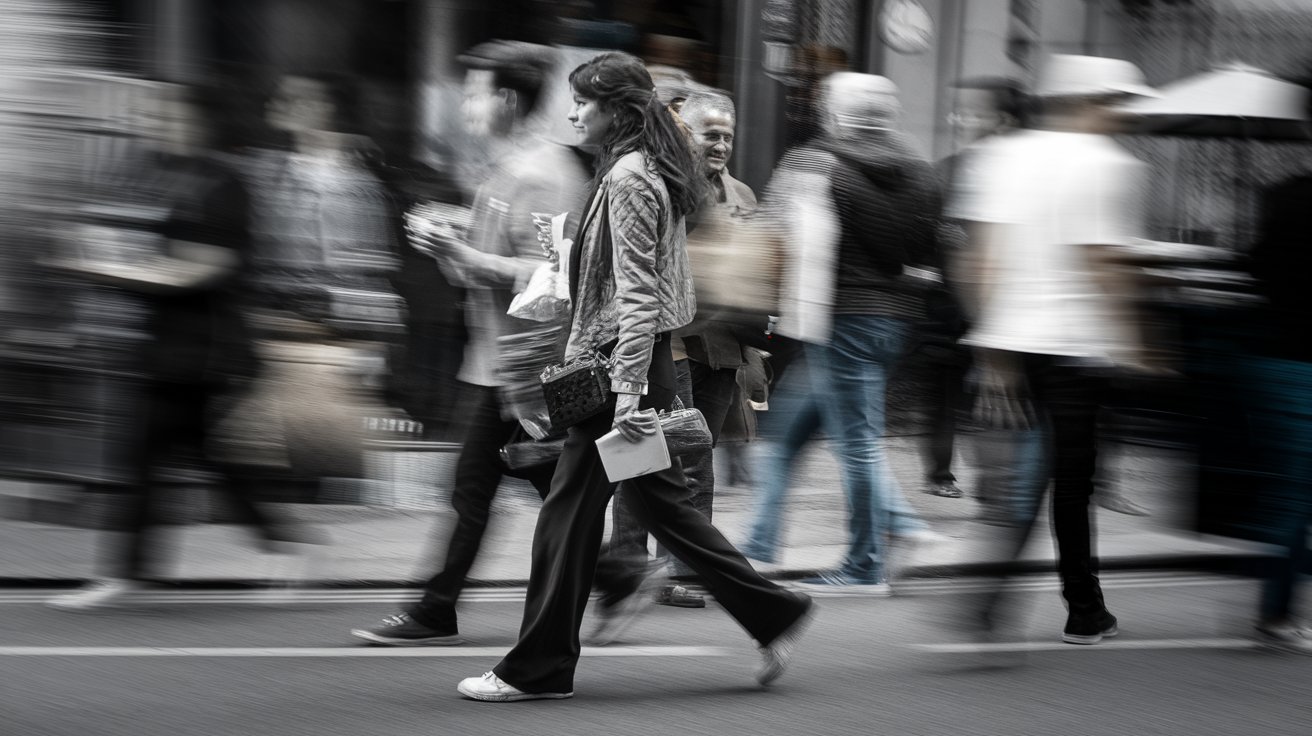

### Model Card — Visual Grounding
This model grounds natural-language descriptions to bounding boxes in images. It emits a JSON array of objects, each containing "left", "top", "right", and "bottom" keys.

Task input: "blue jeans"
[
  {"left": 740, "top": 366, "right": 821, "bottom": 565},
  {"left": 1243, "top": 357, "right": 1312, "bottom": 623},
  {"left": 742, "top": 316, "right": 922, "bottom": 582},
  {"left": 972, "top": 426, "right": 1048, "bottom": 525}
]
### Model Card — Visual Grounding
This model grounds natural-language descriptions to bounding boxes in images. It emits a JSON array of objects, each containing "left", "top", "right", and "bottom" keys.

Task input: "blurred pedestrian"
[
  {"left": 740, "top": 73, "right": 949, "bottom": 591},
  {"left": 1244, "top": 136, "right": 1312, "bottom": 652},
  {"left": 940, "top": 77, "right": 1047, "bottom": 524},
  {"left": 951, "top": 55, "right": 1160, "bottom": 644},
  {"left": 221, "top": 72, "right": 399, "bottom": 487},
  {"left": 49, "top": 82, "right": 317, "bottom": 611},
  {"left": 247, "top": 72, "right": 401, "bottom": 336},
  {"left": 382, "top": 160, "right": 468, "bottom": 442},
  {"left": 609, "top": 89, "right": 760, "bottom": 609},
  {"left": 351, "top": 41, "right": 597, "bottom": 646},
  {"left": 456, "top": 52, "right": 812, "bottom": 702},
  {"left": 923, "top": 77, "right": 1030, "bottom": 503}
]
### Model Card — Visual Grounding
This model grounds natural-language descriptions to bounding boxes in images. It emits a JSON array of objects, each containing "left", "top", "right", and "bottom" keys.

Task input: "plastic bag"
[
  {"left": 507, "top": 232, "right": 573, "bottom": 321},
  {"left": 507, "top": 261, "right": 569, "bottom": 321}
]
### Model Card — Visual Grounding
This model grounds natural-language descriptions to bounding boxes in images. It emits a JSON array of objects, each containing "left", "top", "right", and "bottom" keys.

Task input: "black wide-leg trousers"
[{"left": 492, "top": 335, "right": 808, "bottom": 694}]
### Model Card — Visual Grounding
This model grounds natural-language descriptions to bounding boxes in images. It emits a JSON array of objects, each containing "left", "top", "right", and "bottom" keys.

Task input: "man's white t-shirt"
[{"left": 949, "top": 130, "right": 1147, "bottom": 362}]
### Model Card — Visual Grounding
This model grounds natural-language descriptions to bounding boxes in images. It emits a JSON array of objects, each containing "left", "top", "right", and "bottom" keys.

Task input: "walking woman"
[{"left": 457, "top": 52, "right": 812, "bottom": 702}]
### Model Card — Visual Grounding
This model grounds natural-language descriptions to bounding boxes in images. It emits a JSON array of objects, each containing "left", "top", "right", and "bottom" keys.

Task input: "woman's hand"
[{"left": 613, "top": 393, "right": 657, "bottom": 443}]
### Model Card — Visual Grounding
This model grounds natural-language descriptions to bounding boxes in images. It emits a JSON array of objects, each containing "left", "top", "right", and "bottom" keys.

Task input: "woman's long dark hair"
[{"left": 569, "top": 52, "right": 704, "bottom": 219}]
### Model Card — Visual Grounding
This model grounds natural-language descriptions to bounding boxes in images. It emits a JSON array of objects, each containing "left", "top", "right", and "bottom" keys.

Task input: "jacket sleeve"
[
  {"left": 142, "top": 172, "right": 250, "bottom": 296},
  {"left": 607, "top": 171, "right": 663, "bottom": 395}
]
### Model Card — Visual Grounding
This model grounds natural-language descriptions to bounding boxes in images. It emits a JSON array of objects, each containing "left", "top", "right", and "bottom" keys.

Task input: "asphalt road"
[{"left": 4, "top": 574, "right": 1309, "bottom": 736}]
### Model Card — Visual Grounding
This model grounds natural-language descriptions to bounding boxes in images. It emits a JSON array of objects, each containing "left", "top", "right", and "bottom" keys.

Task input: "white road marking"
[
  {"left": 896, "top": 574, "right": 1247, "bottom": 596},
  {"left": 0, "top": 645, "right": 731, "bottom": 658},
  {"left": 0, "top": 573, "right": 1251, "bottom": 605},
  {"left": 917, "top": 638, "right": 1259, "bottom": 654},
  {"left": 0, "top": 590, "right": 516, "bottom": 605}
]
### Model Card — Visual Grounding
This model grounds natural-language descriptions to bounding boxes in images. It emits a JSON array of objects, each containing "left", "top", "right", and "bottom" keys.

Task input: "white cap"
[
  {"left": 1036, "top": 54, "right": 1159, "bottom": 99},
  {"left": 823, "top": 72, "right": 903, "bottom": 129}
]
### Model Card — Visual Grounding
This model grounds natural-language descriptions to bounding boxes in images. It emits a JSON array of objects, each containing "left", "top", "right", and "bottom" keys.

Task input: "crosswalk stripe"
[
  {"left": 0, "top": 645, "right": 731, "bottom": 658},
  {"left": 916, "top": 638, "right": 1259, "bottom": 654}
]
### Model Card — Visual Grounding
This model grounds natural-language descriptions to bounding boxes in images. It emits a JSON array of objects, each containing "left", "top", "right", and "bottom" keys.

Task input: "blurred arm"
[{"left": 428, "top": 171, "right": 569, "bottom": 291}]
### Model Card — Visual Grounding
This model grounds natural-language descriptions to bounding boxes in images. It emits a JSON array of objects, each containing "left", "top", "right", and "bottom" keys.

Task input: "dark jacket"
[
  {"left": 819, "top": 135, "right": 944, "bottom": 296},
  {"left": 144, "top": 154, "right": 257, "bottom": 386},
  {"left": 771, "top": 131, "right": 945, "bottom": 321},
  {"left": 1250, "top": 175, "right": 1312, "bottom": 363}
]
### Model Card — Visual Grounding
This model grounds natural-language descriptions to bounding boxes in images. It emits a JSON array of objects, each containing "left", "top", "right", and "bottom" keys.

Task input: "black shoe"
[
  {"left": 351, "top": 612, "right": 461, "bottom": 646},
  {"left": 1062, "top": 610, "right": 1118, "bottom": 645},
  {"left": 654, "top": 584, "right": 706, "bottom": 608},
  {"left": 926, "top": 481, "right": 964, "bottom": 498}
]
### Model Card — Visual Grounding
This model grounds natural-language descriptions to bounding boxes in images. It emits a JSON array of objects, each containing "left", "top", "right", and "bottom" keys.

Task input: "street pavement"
[
  {"left": 4, "top": 572, "right": 1309, "bottom": 735},
  {"left": 0, "top": 435, "right": 1274, "bottom": 587}
]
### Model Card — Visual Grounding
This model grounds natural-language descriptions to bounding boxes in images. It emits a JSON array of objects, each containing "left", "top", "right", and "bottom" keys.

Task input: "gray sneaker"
[
  {"left": 351, "top": 612, "right": 461, "bottom": 646},
  {"left": 48, "top": 579, "right": 141, "bottom": 612},
  {"left": 1256, "top": 622, "right": 1312, "bottom": 654},
  {"left": 792, "top": 572, "right": 892, "bottom": 597}
]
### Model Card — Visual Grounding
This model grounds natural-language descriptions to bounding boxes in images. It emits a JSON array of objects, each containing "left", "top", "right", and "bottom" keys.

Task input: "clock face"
[{"left": 880, "top": 0, "right": 934, "bottom": 55}]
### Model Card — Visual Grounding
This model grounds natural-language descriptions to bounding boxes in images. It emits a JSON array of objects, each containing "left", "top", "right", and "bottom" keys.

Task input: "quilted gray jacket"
[{"left": 565, "top": 151, "right": 696, "bottom": 395}]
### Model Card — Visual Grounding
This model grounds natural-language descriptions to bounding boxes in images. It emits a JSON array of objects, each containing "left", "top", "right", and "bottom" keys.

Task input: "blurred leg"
[
  {"left": 807, "top": 316, "right": 914, "bottom": 581},
  {"left": 740, "top": 384, "right": 821, "bottom": 564},
  {"left": 662, "top": 360, "right": 738, "bottom": 579},
  {"left": 1024, "top": 355, "right": 1106, "bottom": 616}
]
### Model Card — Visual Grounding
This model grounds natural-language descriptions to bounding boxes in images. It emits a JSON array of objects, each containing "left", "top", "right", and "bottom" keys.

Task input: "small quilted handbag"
[{"left": 540, "top": 352, "right": 611, "bottom": 431}]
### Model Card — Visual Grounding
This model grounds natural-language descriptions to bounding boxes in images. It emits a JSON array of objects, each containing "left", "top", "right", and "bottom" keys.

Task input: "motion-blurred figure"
[
  {"left": 741, "top": 73, "right": 948, "bottom": 590},
  {"left": 49, "top": 82, "right": 316, "bottom": 611},
  {"left": 351, "top": 41, "right": 598, "bottom": 646},
  {"left": 1244, "top": 143, "right": 1312, "bottom": 653},
  {"left": 926, "top": 77, "right": 1029, "bottom": 503},
  {"left": 189, "top": 72, "right": 404, "bottom": 495},
  {"left": 248, "top": 73, "right": 401, "bottom": 336},
  {"left": 387, "top": 165, "right": 468, "bottom": 442},
  {"left": 951, "top": 55, "right": 1160, "bottom": 644},
  {"left": 940, "top": 78, "right": 1048, "bottom": 524}
]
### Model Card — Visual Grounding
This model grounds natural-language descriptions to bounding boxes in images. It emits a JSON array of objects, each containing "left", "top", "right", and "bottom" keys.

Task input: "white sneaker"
[
  {"left": 894, "top": 528, "right": 952, "bottom": 546},
  {"left": 257, "top": 542, "right": 327, "bottom": 605},
  {"left": 456, "top": 672, "right": 572, "bottom": 702},
  {"left": 757, "top": 595, "right": 814, "bottom": 686},
  {"left": 48, "top": 579, "right": 140, "bottom": 611},
  {"left": 1256, "top": 623, "right": 1312, "bottom": 654}
]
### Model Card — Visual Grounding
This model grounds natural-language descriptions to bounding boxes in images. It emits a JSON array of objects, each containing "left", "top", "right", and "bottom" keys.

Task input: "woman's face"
[{"left": 568, "top": 90, "right": 614, "bottom": 147}]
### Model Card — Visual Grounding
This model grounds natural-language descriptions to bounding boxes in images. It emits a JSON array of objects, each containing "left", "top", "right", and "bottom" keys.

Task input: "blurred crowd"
[{"left": 4, "top": 18, "right": 1311, "bottom": 696}]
